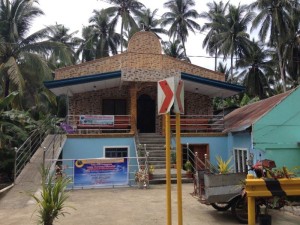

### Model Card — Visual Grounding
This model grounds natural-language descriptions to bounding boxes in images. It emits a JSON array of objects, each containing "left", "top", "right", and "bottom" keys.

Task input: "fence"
[
  {"left": 14, "top": 118, "right": 52, "bottom": 181},
  {"left": 46, "top": 157, "right": 145, "bottom": 189}
]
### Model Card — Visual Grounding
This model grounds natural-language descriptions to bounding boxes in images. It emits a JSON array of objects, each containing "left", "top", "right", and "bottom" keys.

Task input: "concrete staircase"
[{"left": 138, "top": 133, "right": 193, "bottom": 184}]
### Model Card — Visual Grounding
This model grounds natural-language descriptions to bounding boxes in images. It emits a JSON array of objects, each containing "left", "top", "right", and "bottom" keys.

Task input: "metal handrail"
[
  {"left": 134, "top": 129, "right": 149, "bottom": 173},
  {"left": 14, "top": 118, "right": 53, "bottom": 181},
  {"left": 42, "top": 131, "right": 65, "bottom": 167},
  {"left": 13, "top": 116, "right": 68, "bottom": 182},
  {"left": 185, "top": 144, "right": 218, "bottom": 173}
]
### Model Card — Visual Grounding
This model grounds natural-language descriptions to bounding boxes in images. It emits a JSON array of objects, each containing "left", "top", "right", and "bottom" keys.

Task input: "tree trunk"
[
  {"left": 230, "top": 53, "right": 234, "bottom": 82},
  {"left": 120, "top": 22, "right": 124, "bottom": 53},
  {"left": 4, "top": 77, "right": 10, "bottom": 97},
  {"left": 277, "top": 47, "right": 287, "bottom": 92},
  {"left": 180, "top": 34, "right": 187, "bottom": 58},
  {"left": 214, "top": 48, "right": 218, "bottom": 71}
]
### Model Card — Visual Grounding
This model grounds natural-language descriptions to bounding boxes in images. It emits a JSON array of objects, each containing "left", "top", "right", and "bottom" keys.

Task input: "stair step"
[
  {"left": 144, "top": 146, "right": 165, "bottom": 149},
  {"left": 149, "top": 178, "right": 193, "bottom": 185},
  {"left": 138, "top": 133, "right": 191, "bottom": 185}
]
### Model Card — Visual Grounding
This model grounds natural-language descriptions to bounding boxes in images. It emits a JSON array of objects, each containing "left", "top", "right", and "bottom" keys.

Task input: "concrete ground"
[{"left": 1, "top": 183, "right": 300, "bottom": 225}]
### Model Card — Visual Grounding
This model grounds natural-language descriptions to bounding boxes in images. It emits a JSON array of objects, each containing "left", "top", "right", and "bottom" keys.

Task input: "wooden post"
[
  {"left": 130, "top": 84, "right": 137, "bottom": 133},
  {"left": 176, "top": 113, "right": 183, "bottom": 225}
]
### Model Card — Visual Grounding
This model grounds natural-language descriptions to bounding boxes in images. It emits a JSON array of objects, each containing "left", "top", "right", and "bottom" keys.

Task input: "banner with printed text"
[
  {"left": 79, "top": 115, "right": 114, "bottom": 126},
  {"left": 74, "top": 158, "right": 128, "bottom": 187}
]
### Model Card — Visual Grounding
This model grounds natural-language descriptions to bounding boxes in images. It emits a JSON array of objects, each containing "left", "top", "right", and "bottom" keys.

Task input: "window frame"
[
  {"left": 102, "top": 99, "right": 127, "bottom": 115},
  {"left": 103, "top": 146, "right": 129, "bottom": 158},
  {"left": 233, "top": 148, "right": 248, "bottom": 173}
]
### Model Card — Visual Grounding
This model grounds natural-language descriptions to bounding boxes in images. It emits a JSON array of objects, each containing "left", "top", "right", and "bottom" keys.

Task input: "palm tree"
[
  {"left": 212, "top": 4, "right": 255, "bottom": 82},
  {"left": 134, "top": 8, "right": 167, "bottom": 36},
  {"left": 217, "top": 62, "right": 230, "bottom": 81},
  {"left": 282, "top": 9, "right": 300, "bottom": 88},
  {"left": 161, "top": 0, "right": 201, "bottom": 57},
  {"left": 77, "top": 26, "right": 97, "bottom": 62},
  {"left": 236, "top": 41, "right": 275, "bottom": 99},
  {"left": 105, "top": 0, "right": 145, "bottom": 53},
  {"left": 45, "top": 24, "right": 81, "bottom": 69},
  {"left": 250, "top": 0, "right": 296, "bottom": 92},
  {"left": 0, "top": 91, "right": 33, "bottom": 149},
  {"left": 162, "top": 39, "right": 190, "bottom": 61},
  {"left": 0, "top": 0, "right": 69, "bottom": 99},
  {"left": 200, "top": 1, "right": 229, "bottom": 71},
  {"left": 88, "top": 9, "right": 121, "bottom": 58}
]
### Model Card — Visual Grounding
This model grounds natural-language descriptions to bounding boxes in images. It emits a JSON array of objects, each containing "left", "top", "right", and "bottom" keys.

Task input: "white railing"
[
  {"left": 65, "top": 115, "right": 131, "bottom": 134},
  {"left": 169, "top": 114, "right": 224, "bottom": 133}
]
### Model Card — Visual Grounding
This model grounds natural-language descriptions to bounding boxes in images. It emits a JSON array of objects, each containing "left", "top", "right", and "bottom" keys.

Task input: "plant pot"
[
  {"left": 148, "top": 173, "right": 153, "bottom": 180},
  {"left": 186, "top": 172, "right": 193, "bottom": 178},
  {"left": 258, "top": 214, "right": 272, "bottom": 225}
]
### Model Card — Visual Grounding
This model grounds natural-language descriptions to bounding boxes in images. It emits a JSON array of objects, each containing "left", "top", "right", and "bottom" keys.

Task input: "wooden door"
[{"left": 192, "top": 144, "right": 209, "bottom": 170}]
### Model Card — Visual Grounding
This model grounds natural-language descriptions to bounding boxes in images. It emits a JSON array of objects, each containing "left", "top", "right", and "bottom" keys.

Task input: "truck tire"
[
  {"left": 211, "top": 202, "right": 232, "bottom": 211},
  {"left": 231, "top": 195, "right": 260, "bottom": 224}
]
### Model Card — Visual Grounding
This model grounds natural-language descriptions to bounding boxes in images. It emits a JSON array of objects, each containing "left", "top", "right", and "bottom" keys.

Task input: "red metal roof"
[{"left": 224, "top": 90, "right": 293, "bottom": 132}]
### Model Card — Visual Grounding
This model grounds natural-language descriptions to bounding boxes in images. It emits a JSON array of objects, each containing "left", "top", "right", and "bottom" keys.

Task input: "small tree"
[{"left": 30, "top": 167, "right": 73, "bottom": 225}]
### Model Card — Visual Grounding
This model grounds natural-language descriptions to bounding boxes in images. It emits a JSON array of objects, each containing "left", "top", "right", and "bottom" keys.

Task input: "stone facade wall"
[
  {"left": 127, "top": 31, "right": 161, "bottom": 55},
  {"left": 54, "top": 32, "right": 225, "bottom": 82},
  {"left": 68, "top": 83, "right": 212, "bottom": 133},
  {"left": 185, "top": 92, "right": 212, "bottom": 115},
  {"left": 69, "top": 86, "right": 130, "bottom": 115},
  {"left": 55, "top": 54, "right": 123, "bottom": 80},
  {"left": 122, "top": 67, "right": 180, "bottom": 82}
]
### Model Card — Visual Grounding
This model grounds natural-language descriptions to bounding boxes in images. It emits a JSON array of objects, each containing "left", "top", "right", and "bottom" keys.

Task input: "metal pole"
[
  {"left": 204, "top": 154, "right": 208, "bottom": 170},
  {"left": 247, "top": 174, "right": 256, "bottom": 225},
  {"left": 176, "top": 113, "right": 183, "bottom": 225},
  {"left": 165, "top": 113, "right": 172, "bottom": 225},
  {"left": 195, "top": 152, "right": 199, "bottom": 196},
  {"left": 43, "top": 147, "right": 46, "bottom": 168},
  {"left": 186, "top": 143, "right": 189, "bottom": 162},
  {"left": 14, "top": 147, "right": 17, "bottom": 183}
]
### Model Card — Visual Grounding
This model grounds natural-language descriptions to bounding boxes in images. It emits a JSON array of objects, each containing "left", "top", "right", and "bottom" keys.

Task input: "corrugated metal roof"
[{"left": 224, "top": 90, "right": 294, "bottom": 132}]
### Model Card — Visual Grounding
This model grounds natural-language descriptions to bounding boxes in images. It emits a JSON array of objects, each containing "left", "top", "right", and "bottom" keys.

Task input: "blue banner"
[{"left": 74, "top": 158, "right": 128, "bottom": 187}]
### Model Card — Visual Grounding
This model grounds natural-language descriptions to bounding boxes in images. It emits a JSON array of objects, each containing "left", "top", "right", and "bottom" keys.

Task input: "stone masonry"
[
  {"left": 58, "top": 31, "right": 219, "bottom": 133},
  {"left": 54, "top": 31, "right": 225, "bottom": 83},
  {"left": 68, "top": 82, "right": 211, "bottom": 133}
]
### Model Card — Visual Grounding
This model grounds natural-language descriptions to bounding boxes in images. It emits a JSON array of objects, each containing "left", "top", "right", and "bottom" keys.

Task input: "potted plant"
[
  {"left": 216, "top": 155, "right": 233, "bottom": 174},
  {"left": 148, "top": 164, "right": 155, "bottom": 180},
  {"left": 258, "top": 204, "right": 271, "bottom": 225},
  {"left": 135, "top": 166, "right": 149, "bottom": 189},
  {"left": 184, "top": 160, "right": 193, "bottom": 178}
]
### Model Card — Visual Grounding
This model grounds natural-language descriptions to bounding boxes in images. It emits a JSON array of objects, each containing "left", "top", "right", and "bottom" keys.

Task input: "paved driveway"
[{"left": 0, "top": 183, "right": 299, "bottom": 225}]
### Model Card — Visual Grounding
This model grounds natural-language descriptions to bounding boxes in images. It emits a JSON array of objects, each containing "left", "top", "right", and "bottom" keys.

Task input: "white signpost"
[
  {"left": 157, "top": 76, "right": 184, "bottom": 225},
  {"left": 157, "top": 77, "right": 184, "bottom": 115},
  {"left": 157, "top": 77, "right": 175, "bottom": 115},
  {"left": 174, "top": 77, "right": 184, "bottom": 114}
]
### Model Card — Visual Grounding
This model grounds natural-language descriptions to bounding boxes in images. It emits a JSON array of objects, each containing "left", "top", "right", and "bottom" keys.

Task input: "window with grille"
[
  {"left": 234, "top": 148, "right": 248, "bottom": 173},
  {"left": 102, "top": 99, "right": 126, "bottom": 115},
  {"left": 105, "top": 147, "right": 128, "bottom": 158}
]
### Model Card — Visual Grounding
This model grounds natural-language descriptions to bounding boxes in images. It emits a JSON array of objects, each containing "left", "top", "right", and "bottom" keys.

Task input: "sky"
[{"left": 32, "top": 0, "right": 253, "bottom": 70}]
